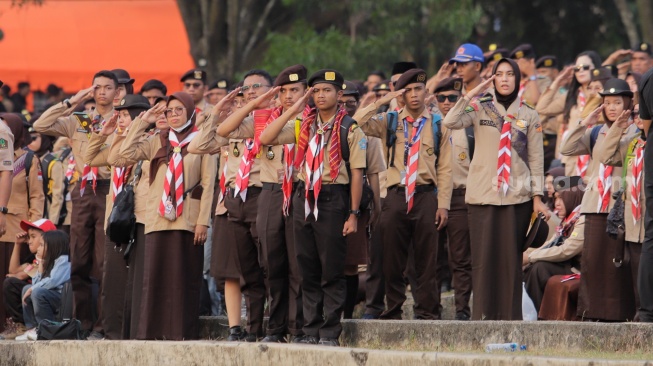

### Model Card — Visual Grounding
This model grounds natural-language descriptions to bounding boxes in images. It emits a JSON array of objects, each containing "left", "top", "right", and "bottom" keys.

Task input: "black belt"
[
  {"left": 452, "top": 188, "right": 466, "bottom": 196},
  {"left": 262, "top": 182, "right": 299, "bottom": 192},
  {"left": 296, "top": 181, "right": 349, "bottom": 193},
  {"left": 226, "top": 186, "right": 262, "bottom": 195},
  {"left": 94, "top": 179, "right": 111, "bottom": 187},
  {"left": 388, "top": 184, "right": 436, "bottom": 194}
]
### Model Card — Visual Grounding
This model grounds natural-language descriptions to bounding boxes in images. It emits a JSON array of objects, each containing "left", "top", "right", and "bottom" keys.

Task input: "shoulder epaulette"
[
  {"left": 349, "top": 122, "right": 359, "bottom": 132},
  {"left": 522, "top": 101, "right": 535, "bottom": 110},
  {"left": 478, "top": 95, "right": 493, "bottom": 103}
]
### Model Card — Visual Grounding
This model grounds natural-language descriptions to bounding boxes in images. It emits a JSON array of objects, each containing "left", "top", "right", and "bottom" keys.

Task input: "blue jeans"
[{"left": 22, "top": 285, "right": 62, "bottom": 329}]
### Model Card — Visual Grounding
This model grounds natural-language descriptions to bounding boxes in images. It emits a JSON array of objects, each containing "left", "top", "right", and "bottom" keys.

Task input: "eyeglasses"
[
  {"left": 241, "top": 83, "right": 270, "bottom": 92},
  {"left": 436, "top": 95, "right": 459, "bottom": 103},
  {"left": 165, "top": 106, "right": 186, "bottom": 117},
  {"left": 184, "top": 82, "right": 203, "bottom": 89},
  {"left": 338, "top": 101, "right": 358, "bottom": 108},
  {"left": 574, "top": 65, "right": 591, "bottom": 72}
]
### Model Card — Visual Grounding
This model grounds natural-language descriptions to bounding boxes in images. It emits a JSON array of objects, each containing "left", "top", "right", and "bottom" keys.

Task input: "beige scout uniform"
[
  {"left": 0, "top": 149, "right": 44, "bottom": 242},
  {"left": 0, "top": 121, "right": 14, "bottom": 171},
  {"left": 595, "top": 124, "right": 646, "bottom": 243}
]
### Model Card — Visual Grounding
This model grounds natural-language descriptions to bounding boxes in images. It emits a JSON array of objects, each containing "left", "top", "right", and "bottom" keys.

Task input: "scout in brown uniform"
[
  {"left": 353, "top": 69, "right": 452, "bottom": 320},
  {"left": 139, "top": 80, "right": 167, "bottom": 106},
  {"left": 631, "top": 42, "right": 653, "bottom": 75},
  {"left": 111, "top": 69, "right": 135, "bottom": 107},
  {"left": 483, "top": 48, "right": 510, "bottom": 79},
  {"left": 216, "top": 65, "right": 308, "bottom": 342},
  {"left": 33, "top": 70, "right": 118, "bottom": 338},
  {"left": 0, "top": 117, "right": 13, "bottom": 239},
  {"left": 0, "top": 114, "right": 39, "bottom": 333},
  {"left": 510, "top": 44, "right": 551, "bottom": 106},
  {"left": 434, "top": 77, "right": 473, "bottom": 320},
  {"left": 444, "top": 58, "right": 548, "bottom": 320},
  {"left": 181, "top": 68, "right": 213, "bottom": 114},
  {"left": 534, "top": 56, "right": 560, "bottom": 172},
  {"left": 260, "top": 69, "right": 365, "bottom": 346},
  {"left": 560, "top": 78, "right": 639, "bottom": 321},
  {"left": 595, "top": 102, "right": 645, "bottom": 318},
  {"left": 116, "top": 92, "right": 216, "bottom": 340},
  {"left": 207, "top": 79, "right": 229, "bottom": 106},
  {"left": 450, "top": 43, "right": 484, "bottom": 97},
  {"left": 84, "top": 94, "right": 151, "bottom": 340}
]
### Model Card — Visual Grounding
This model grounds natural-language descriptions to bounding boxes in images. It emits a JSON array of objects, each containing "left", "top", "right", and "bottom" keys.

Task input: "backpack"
[
  {"left": 339, "top": 115, "right": 374, "bottom": 210},
  {"left": 589, "top": 124, "right": 602, "bottom": 156},
  {"left": 22, "top": 149, "right": 39, "bottom": 210},
  {"left": 384, "top": 111, "right": 443, "bottom": 168},
  {"left": 40, "top": 148, "right": 72, "bottom": 225}
]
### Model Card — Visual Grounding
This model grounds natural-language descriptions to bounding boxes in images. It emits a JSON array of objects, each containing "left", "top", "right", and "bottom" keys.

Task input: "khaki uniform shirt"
[
  {"left": 269, "top": 114, "right": 367, "bottom": 185},
  {"left": 560, "top": 121, "right": 638, "bottom": 214},
  {"left": 33, "top": 102, "right": 114, "bottom": 180},
  {"left": 366, "top": 136, "right": 386, "bottom": 175},
  {"left": 352, "top": 105, "right": 452, "bottom": 209},
  {"left": 529, "top": 215, "right": 585, "bottom": 264},
  {"left": 118, "top": 118, "right": 217, "bottom": 234},
  {"left": 443, "top": 90, "right": 544, "bottom": 206},
  {"left": 0, "top": 149, "right": 45, "bottom": 241},
  {"left": 0, "top": 121, "right": 14, "bottom": 170},
  {"left": 595, "top": 124, "right": 646, "bottom": 243},
  {"left": 451, "top": 129, "right": 471, "bottom": 190},
  {"left": 46, "top": 156, "right": 65, "bottom": 225}
]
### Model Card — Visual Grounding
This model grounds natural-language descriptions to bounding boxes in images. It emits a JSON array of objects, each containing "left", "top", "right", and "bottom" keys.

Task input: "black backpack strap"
[
  {"left": 24, "top": 150, "right": 35, "bottom": 210},
  {"left": 465, "top": 125, "right": 475, "bottom": 161},
  {"left": 431, "top": 113, "right": 443, "bottom": 161},
  {"left": 589, "top": 125, "right": 602, "bottom": 156},
  {"left": 385, "top": 111, "right": 399, "bottom": 167},
  {"left": 58, "top": 147, "right": 72, "bottom": 162}
]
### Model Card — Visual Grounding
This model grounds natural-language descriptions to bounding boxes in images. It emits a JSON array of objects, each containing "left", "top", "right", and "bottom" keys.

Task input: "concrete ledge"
[
  {"left": 200, "top": 317, "right": 653, "bottom": 353},
  {"left": 0, "top": 340, "right": 648, "bottom": 366}
]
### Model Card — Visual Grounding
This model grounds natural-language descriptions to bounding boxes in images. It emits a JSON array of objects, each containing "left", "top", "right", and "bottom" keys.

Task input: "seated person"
[
  {"left": 1, "top": 219, "right": 56, "bottom": 340},
  {"left": 523, "top": 188, "right": 585, "bottom": 311},
  {"left": 16, "top": 230, "right": 70, "bottom": 341}
]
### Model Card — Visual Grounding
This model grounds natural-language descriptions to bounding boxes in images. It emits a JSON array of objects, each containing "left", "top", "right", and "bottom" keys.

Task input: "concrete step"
[
  {"left": 200, "top": 317, "right": 653, "bottom": 354},
  {"left": 0, "top": 340, "right": 649, "bottom": 366}
]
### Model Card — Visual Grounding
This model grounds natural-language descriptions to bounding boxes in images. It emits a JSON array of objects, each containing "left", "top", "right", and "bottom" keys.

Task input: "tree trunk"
[
  {"left": 637, "top": 0, "right": 653, "bottom": 43},
  {"left": 613, "top": 0, "right": 639, "bottom": 47}
]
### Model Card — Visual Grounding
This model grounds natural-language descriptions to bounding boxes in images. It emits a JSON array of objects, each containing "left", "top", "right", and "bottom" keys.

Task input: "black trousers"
[
  {"left": 640, "top": 139, "right": 653, "bottom": 322},
  {"left": 100, "top": 235, "right": 129, "bottom": 340},
  {"left": 257, "top": 185, "right": 303, "bottom": 336},
  {"left": 3, "top": 276, "right": 29, "bottom": 324},
  {"left": 444, "top": 191, "right": 472, "bottom": 317},
  {"left": 293, "top": 184, "right": 348, "bottom": 339},
  {"left": 224, "top": 187, "right": 266, "bottom": 337},
  {"left": 380, "top": 187, "right": 440, "bottom": 320},
  {"left": 365, "top": 199, "right": 385, "bottom": 317}
]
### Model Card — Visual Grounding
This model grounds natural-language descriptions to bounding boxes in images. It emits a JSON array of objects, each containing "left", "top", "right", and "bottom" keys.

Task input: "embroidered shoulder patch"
[
  {"left": 523, "top": 101, "right": 535, "bottom": 110},
  {"left": 479, "top": 96, "right": 493, "bottom": 103},
  {"left": 465, "top": 106, "right": 476, "bottom": 113},
  {"left": 358, "top": 137, "right": 367, "bottom": 150},
  {"left": 349, "top": 123, "right": 359, "bottom": 132},
  {"left": 3, "top": 161, "right": 11, "bottom": 166},
  {"left": 534, "top": 123, "right": 543, "bottom": 133},
  {"left": 0, "top": 139, "right": 7, "bottom": 149}
]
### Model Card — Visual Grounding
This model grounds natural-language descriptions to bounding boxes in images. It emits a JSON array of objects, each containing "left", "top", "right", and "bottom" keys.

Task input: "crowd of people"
[{"left": 0, "top": 40, "right": 652, "bottom": 346}]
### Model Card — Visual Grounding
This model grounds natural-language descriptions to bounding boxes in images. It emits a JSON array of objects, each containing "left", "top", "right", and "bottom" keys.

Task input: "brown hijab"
[
  {"left": 150, "top": 92, "right": 198, "bottom": 184},
  {"left": 0, "top": 113, "right": 25, "bottom": 150},
  {"left": 559, "top": 189, "right": 584, "bottom": 218}
]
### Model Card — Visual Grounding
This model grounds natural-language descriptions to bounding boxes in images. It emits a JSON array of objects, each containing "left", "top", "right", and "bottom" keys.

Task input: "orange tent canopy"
[{"left": 0, "top": 0, "right": 195, "bottom": 94}]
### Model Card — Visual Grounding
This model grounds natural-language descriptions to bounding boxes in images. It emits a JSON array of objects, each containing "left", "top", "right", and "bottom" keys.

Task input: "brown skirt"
[
  {"left": 345, "top": 210, "right": 370, "bottom": 266},
  {"left": 136, "top": 230, "right": 203, "bottom": 340},
  {"left": 211, "top": 214, "right": 240, "bottom": 280},
  {"left": 539, "top": 275, "right": 580, "bottom": 321},
  {"left": 468, "top": 201, "right": 532, "bottom": 320},
  {"left": 577, "top": 214, "right": 636, "bottom": 321}
]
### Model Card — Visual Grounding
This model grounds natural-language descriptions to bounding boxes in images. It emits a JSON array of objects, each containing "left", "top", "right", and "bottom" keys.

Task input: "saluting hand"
[
  {"left": 553, "top": 66, "right": 574, "bottom": 88},
  {"left": 614, "top": 110, "right": 632, "bottom": 129},
  {"left": 141, "top": 103, "right": 167, "bottom": 124},
  {"left": 581, "top": 104, "right": 603, "bottom": 127},
  {"left": 69, "top": 86, "right": 96, "bottom": 105},
  {"left": 359, "top": 91, "right": 376, "bottom": 109},
  {"left": 212, "top": 88, "right": 241, "bottom": 115},
  {"left": 467, "top": 75, "right": 495, "bottom": 98},
  {"left": 194, "top": 225, "right": 208, "bottom": 245},
  {"left": 376, "top": 89, "right": 405, "bottom": 107},
  {"left": 99, "top": 112, "right": 119, "bottom": 136},
  {"left": 250, "top": 86, "right": 281, "bottom": 110},
  {"left": 288, "top": 87, "right": 315, "bottom": 115}
]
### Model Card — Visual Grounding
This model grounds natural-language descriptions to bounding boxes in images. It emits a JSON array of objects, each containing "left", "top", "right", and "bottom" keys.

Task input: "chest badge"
[{"left": 458, "top": 152, "right": 467, "bottom": 161}]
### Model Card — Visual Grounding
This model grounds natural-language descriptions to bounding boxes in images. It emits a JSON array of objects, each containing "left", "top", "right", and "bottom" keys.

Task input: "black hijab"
[{"left": 492, "top": 58, "right": 522, "bottom": 110}]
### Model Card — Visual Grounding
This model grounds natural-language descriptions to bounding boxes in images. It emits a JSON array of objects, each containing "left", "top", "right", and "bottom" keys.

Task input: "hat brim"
[
  {"left": 115, "top": 102, "right": 151, "bottom": 110},
  {"left": 599, "top": 91, "right": 634, "bottom": 98},
  {"left": 308, "top": 80, "right": 342, "bottom": 88},
  {"left": 524, "top": 214, "right": 550, "bottom": 250},
  {"left": 118, "top": 78, "right": 135, "bottom": 85},
  {"left": 19, "top": 219, "right": 55, "bottom": 233}
]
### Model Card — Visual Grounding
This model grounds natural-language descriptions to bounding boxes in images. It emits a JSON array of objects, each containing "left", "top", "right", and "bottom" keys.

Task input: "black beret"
[
  {"left": 342, "top": 81, "right": 360, "bottom": 96},
  {"left": 180, "top": 69, "right": 207, "bottom": 83},
  {"left": 633, "top": 42, "right": 651, "bottom": 55},
  {"left": 434, "top": 77, "right": 463, "bottom": 94},
  {"left": 232, "top": 81, "right": 244, "bottom": 96},
  {"left": 111, "top": 69, "right": 134, "bottom": 85},
  {"left": 308, "top": 69, "right": 345, "bottom": 88},
  {"left": 373, "top": 80, "right": 391, "bottom": 92},
  {"left": 554, "top": 175, "right": 582, "bottom": 193},
  {"left": 274, "top": 64, "right": 308, "bottom": 87},
  {"left": 591, "top": 67, "right": 613, "bottom": 83},
  {"left": 391, "top": 61, "right": 417, "bottom": 76},
  {"left": 209, "top": 79, "right": 229, "bottom": 90},
  {"left": 115, "top": 94, "right": 151, "bottom": 110},
  {"left": 394, "top": 68, "right": 427, "bottom": 91},
  {"left": 599, "top": 78, "right": 634, "bottom": 98},
  {"left": 535, "top": 55, "right": 558, "bottom": 69},
  {"left": 487, "top": 48, "right": 510, "bottom": 63},
  {"left": 525, "top": 213, "right": 549, "bottom": 249},
  {"left": 510, "top": 44, "right": 536, "bottom": 60}
]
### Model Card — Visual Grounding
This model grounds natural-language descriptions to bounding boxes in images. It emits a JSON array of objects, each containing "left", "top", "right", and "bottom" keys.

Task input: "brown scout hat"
[
  {"left": 535, "top": 56, "right": 558, "bottom": 69},
  {"left": 434, "top": 77, "right": 463, "bottom": 94},
  {"left": 342, "top": 81, "right": 360, "bottom": 97},
  {"left": 111, "top": 69, "right": 135, "bottom": 85},
  {"left": 525, "top": 213, "right": 549, "bottom": 249},
  {"left": 599, "top": 78, "right": 633, "bottom": 98},
  {"left": 180, "top": 69, "right": 207, "bottom": 83},
  {"left": 510, "top": 44, "right": 536, "bottom": 60},
  {"left": 391, "top": 61, "right": 417, "bottom": 76},
  {"left": 209, "top": 79, "right": 230, "bottom": 90},
  {"left": 372, "top": 80, "right": 391, "bottom": 92},
  {"left": 274, "top": 65, "right": 308, "bottom": 87},
  {"left": 394, "top": 68, "right": 427, "bottom": 91},
  {"left": 633, "top": 42, "right": 651, "bottom": 55},
  {"left": 591, "top": 67, "right": 613, "bottom": 83},
  {"left": 308, "top": 69, "right": 345, "bottom": 88}
]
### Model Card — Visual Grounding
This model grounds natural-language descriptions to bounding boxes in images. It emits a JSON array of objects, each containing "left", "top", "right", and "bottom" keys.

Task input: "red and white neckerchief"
[
  {"left": 555, "top": 205, "right": 582, "bottom": 238},
  {"left": 402, "top": 116, "right": 426, "bottom": 213},
  {"left": 596, "top": 163, "right": 613, "bottom": 212},
  {"left": 281, "top": 112, "right": 299, "bottom": 217},
  {"left": 218, "top": 149, "right": 228, "bottom": 204},
  {"left": 233, "top": 109, "right": 275, "bottom": 201},
  {"left": 518, "top": 81, "right": 527, "bottom": 102},
  {"left": 631, "top": 137, "right": 646, "bottom": 224},
  {"left": 80, "top": 115, "right": 104, "bottom": 196},
  {"left": 65, "top": 154, "right": 75, "bottom": 182},
  {"left": 159, "top": 126, "right": 199, "bottom": 218},
  {"left": 497, "top": 113, "right": 516, "bottom": 196},
  {"left": 575, "top": 91, "right": 590, "bottom": 178},
  {"left": 111, "top": 167, "right": 127, "bottom": 201}
]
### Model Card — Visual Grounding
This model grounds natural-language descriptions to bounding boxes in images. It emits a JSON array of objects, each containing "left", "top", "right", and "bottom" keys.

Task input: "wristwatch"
[
  {"left": 0, "top": 206, "right": 8, "bottom": 214},
  {"left": 349, "top": 209, "right": 361, "bottom": 217},
  {"left": 63, "top": 99, "right": 72, "bottom": 108}
]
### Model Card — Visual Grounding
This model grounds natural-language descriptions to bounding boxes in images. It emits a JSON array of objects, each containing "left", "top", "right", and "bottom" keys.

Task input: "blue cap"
[{"left": 449, "top": 43, "right": 484, "bottom": 64}]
